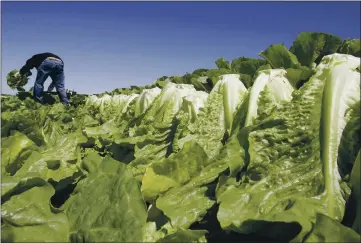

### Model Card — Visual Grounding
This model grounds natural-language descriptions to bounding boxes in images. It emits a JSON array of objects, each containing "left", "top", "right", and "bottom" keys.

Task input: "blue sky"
[{"left": 2, "top": 1, "right": 360, "bottom": 94}]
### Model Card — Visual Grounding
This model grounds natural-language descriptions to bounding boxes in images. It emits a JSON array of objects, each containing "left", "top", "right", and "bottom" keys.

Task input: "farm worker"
[{"left": 19, "top": 52, "right": 70, "bottom": 105}]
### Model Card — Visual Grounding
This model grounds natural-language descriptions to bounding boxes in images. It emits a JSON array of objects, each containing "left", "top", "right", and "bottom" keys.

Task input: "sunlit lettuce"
[
  {"left": 181, "top": 91, "right": 209, "bottom": 121},
  {"left": 216, "top": 54, "right": 360, "bottom": 241},
  {"left": 85, "top": 93, "right": 139, "bottom": 116},
  {"left": 303, "top": 213, "right": 360, "bottom": 242},
  {"left": 178, "top": 74, "right": 248, "bottom": 158},
  {"left": 114, "top": 82, "right": 207, "bottom": 175},
  {"left": 245, "top": 69, "right": 294, "bottom": 126},
  {"left": 140, "top": 82, "right": 200, "bottom": 126},
  {"left": 337, "top": 39, "right": 360, "bottom": 57},
  {"left": 1, "top": 181, "right": 70, "bottom": 242},
  {"left": 135, "top": 87, "right": 162, "bottom": 116},
  {"left": 1, "top": 131, "right": 38, "bottom": 176},
  {"left": 65, "top": 152, "right": 148, "bottom": 242}
]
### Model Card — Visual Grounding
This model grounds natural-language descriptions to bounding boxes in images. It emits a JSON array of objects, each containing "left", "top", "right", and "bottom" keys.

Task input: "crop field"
[{"left": 1, "top": 32, "right": 360, "bottom": 242}]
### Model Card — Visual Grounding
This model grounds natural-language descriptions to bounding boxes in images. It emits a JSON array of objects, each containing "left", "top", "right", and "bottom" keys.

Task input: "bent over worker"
[{"left": 19, "top": 53, "right": 69, "bottom": 105}]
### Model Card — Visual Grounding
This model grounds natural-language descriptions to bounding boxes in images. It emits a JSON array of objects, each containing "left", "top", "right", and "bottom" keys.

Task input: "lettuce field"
[{"left": 1, "top": 32, "right": 360, "bottom": 242}]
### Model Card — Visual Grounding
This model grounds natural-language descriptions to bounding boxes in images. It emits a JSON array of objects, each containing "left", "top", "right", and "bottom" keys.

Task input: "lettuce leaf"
[
  {"left": 289, "top": 32, "right": 343, "bottom": 67},
  {"left": 1, "top": 182, "right": 70, "bottom": 242},
  {"left": 259, "top": 44, "right": 301, "bottom": 69},
  {"left": 65, "top": 152, "right": 148, "bottom": 242},
  {"left": 303, "top": 213, "right": 360, "bottom": 242}
]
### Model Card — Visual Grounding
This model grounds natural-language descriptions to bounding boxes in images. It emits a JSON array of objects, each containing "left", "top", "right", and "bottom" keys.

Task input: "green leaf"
[
  {"left": 231, "top": 57, "right": 267, "bottom": 76},
  {"left": 157, "top": 185, "right": 215, "bottom": 229},
  {"left": 1, "top": 151, "right": 48, "bottom": 200},
  {"left": 66, "top": 153, "right": 148, "bottom": 242},
  {"left": 141, "top": 141, "right": 210, "bottom": 201},
  {"left": 259, "top": 44, "right": 301, "bottom": 69},
  {"left": 337, "top": 39, "right": 360, "bottom": 57},
  {"left": 41, "top": 130, "right": 88, "bottom": 182},
  {"left": 204, "top": 69, "right": 234, "bottom": 87},
  {"left": 303, "top": 213, "right": 360, "bottom": 242},
  {"left": 350, "top": 150, "right": 360, "bottom": 233},
  {"left": 1, "top": 182, "right": 70, "bottom": 243},
  {"left": 337, "top": 100, "right": 360, "bottom": 179},
  {"left": 192, "top": 68, "right": 209, "bottom": 76},
  {"left": 157, "top": 229, "right": 208, "bottom": 242},
  {"left": 238, "top": 74, "right": 253, "bottom": 89},
  {"left": 1, "top": 131, "right": 38, "bottom": 176},
  {"left": 215, "top": 57, "right": 231, "bottom": 70},
  {"left": 155, "top": 141, "right": 240, "bottom": 228},
  {"left": 285, "top": 66, "right": 315, "bottom": 89},
  {"left": 290, "top": 32, "right": 343, "bottom": 67}
]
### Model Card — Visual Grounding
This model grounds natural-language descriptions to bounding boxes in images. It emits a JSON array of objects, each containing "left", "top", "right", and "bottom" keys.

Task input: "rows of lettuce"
[{"left": 1, "top": 32, "right": 360, "bottom": 243}]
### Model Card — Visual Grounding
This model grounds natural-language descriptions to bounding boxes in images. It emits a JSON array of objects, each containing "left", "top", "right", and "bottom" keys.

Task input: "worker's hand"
[{"left": 22, "top": 71, "right": 32, "bottom": 77}]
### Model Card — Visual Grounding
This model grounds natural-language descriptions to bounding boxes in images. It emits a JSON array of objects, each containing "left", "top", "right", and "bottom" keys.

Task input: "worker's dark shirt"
[{"left": 19, "top": 53, "right": 63, "bottom": 76}]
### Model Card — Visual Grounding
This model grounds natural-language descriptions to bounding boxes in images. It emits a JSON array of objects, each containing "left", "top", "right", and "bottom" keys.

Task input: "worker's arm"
[{"left": 19, "top": 57, "right": 35, "bottom": 77}]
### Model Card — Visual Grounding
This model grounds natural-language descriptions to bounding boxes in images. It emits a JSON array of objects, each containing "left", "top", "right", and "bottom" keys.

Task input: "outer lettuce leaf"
[
  {"left": 154, "top": 137, "right": 245, "bottom": 228},
  {"left": 285, "top": 66, "right": 315, "bottom": 89},
  {"left": 1, "top": 151, "right": 48, "bottom": 199},
  {"left": 142, "top": 222, "right": 167, "bottom": 242},
  {"left": 350, "top": 150, "right": 360, "bottom": 233},
  {"left": 204, "top": 69, "right": 234, "bottom": 87},
  {"left": 1, "top": 108, "right": 45, "bottom": 146},
  {"left": 337, "top": 39, "right": 360, "bottom": 57},
  {"left": 156, "top": 229, "right": 208, "bottom": 242},
  {"left": 337, "top": 99, "right": 360, "bottom": 178},
  {"left": 83, "top": 119, "right": 118, "bottom": 141},
  {"left": 157, "top": 185, "right": 215, "bottom": 229},
  {"left": 1, "top": 182, "right": 70, "bottom": 242},
  {"left": 216, "top": 54, "right": 360, "bottom": 241},
  {"left": 289, "top": 32, "right": 343, "bottom": 67},
  {"left": 259, "top": 44, "right": 301, "bottom": 69},
  {"left": 320, "top": 54, "right": 360, "bottom": 217},
  {"left": 65, "top": 152, "right": 148, "bottom": 242},
  {"left": 230, "top": 57, "right": 267, "bottom": 76},
  {"left": 41, "top": 130, "right": 88, "bottom": 182},
  {"left": 237, "top": 73, "right": 253, "bottom": 88},
  {"left": 303, "top": 213, "right": 360, "bottom": 242},
  {"left": 1, "top": 131, "right": 38, "bottom": 176},
  {"left": 141, "top": 141, "right": 211, "bottom": 201},
  {"left": 215, "top": 57, "right": 231, "bottom": 70}
]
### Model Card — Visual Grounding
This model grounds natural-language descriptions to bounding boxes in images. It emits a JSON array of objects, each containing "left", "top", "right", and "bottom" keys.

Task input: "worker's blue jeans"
[{"left": 34, "top": 58, "right": 69, "bottom": 105}]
